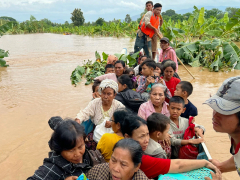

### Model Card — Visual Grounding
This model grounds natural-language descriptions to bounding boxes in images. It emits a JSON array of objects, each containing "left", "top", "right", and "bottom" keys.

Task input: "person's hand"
[
  {"left": 146, "top": 76, "right": 155, "bottom": 86},
  {"left": 64, "top": 176, "right": 78, "bottom": 180},
  {"left": 158, "top": 78, "right": 164, "bottom": 84},
  {"left": 163, "top": 133, "right": 171, "bottom": 146},
  {"left": 189, "top": 138, "right": 204, "bottom": 145},
  {"left": 92, "top": 92, "right": 100, "bottom": 99},
  {"left": 75, "top": 118, "right": 80, "bottom": 124},
  {"left": 105, "top": 121, "right": 112, "bottom": 128},
  {"left": 195, "top": 127, "right": 204, "bottom": 139},
  {"left": 209, "top": 159, "right": 222, "bottom": 171},
  {"left": 205, "top": 171, "right": 222, "bottom": 180},
  {"left": 190, "top": 116, "right": 195, "bottom": 123},
  {"left": 204, "top": 162, "right": 222, "bottom": 180}
]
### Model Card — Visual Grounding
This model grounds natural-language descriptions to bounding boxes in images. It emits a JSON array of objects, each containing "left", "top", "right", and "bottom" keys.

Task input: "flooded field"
[{"left": 0, "top": 34, "right": 239, "bottom": 179}]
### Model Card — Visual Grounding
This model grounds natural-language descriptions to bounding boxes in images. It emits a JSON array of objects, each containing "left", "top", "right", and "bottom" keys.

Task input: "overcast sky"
[{"left": 0, "top": 0, "right": 239, "bottom": 23}]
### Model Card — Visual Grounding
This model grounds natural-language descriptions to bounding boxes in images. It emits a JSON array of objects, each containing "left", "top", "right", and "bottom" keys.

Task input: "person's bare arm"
[
  {"left": 169, "top": 159, "right": 221, "bottom": 176},
  {"left": 181, "top": 138, "right": 204, "bottom": 145},
  {"left": 210, "top": 156, "right": 236, "bottom": 173}
]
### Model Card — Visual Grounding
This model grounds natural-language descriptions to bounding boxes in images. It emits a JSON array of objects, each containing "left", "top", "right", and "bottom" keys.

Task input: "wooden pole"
[{"left": 156, "top": 32, "right": 195, "bottom": 79}]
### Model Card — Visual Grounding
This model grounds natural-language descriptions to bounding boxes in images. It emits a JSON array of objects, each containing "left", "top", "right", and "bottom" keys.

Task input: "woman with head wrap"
[{"left": 75, "top": 79, "right": 125, "bottom": 148}]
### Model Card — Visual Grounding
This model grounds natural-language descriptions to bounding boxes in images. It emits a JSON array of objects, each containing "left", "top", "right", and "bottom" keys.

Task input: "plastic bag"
[
  {"left": 93, "top": 118, "right": 113, "bottom": 142},
  {"left": 178, "top": 117, "right": 199, "bottom": 159},
  {"left": 77, "top": 173, "right": 89, "bottom": 180}
]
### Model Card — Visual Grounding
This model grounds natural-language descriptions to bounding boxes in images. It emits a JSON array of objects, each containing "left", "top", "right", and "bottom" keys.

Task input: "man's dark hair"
[
  {"left": 49, "top": 119, "right": 86, "bottom": 154},
  {"left": 118, "top": 74, "right": 133, "bottom": 89},
  {"left": 162, "top": 59, "right": 176, "bottom": 71},
  {"left": 237, "top": 111, "right": 240, "bottom": 126},
  {"left": 113, "top": 139, "right": 143, "bottom": 167},
  {"left": 179, "top": 81, "right": 193, "bottom": 97},
  {"left": 105, "top": 64, "right": 114, "bottom": 73},
  {"left": 169, "top": 96, "right": 185, "bottom": 108},
  {"left": 146, "top": 1, "right": 153, "bottom": 6},
  {"left": 138, "top": 64, "right": 143, "bottom": 75},
  {"left": 141, "top": 59, "right": 156, "bottom": 70},
  {"left": 147, "top": 113, "right": 170, "bottom": 133},
  {"left": 154, "top": 3, "right": 162, "bottom": 9}
]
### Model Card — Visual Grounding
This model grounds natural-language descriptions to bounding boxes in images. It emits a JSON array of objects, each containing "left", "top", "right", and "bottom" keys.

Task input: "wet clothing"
[
  {"left": 230, "top": 138, "right": 240, "bottom": 176},
  {"left": 140, "top": 155, "right": 171, "bottom": 179},
  {"left": 87, "top": 163, "right": 151, "bottom": 180},
  {"left": 96, "top": 133, "right": 124, "bottom": 162},
  {"left": 27, "top": 151, "right": 92, "bottom": 180},
  {"left": 145, "top": 138, "right": 167, "bottom": 159},
  {"left": 159, "top": 47, "right": 178, "bottom": 72},
  {"left": 181, "top": 99, "right": 198, "bottom": 119},
  {"left": 169, "top": 116, "right": 205, "bottom": 158}
]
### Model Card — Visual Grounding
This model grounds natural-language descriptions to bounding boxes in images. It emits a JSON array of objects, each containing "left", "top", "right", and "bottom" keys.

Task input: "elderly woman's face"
[
  {"left": 150, "top": 86, "right": 165, "bottom": 107},
  {"left": 61, "top": 136, "right": 85, "bottom": 164},
  {"left": 101, "top": 87, "right": 116, "bottom": 105},
  {"left": 109, "top": 148, "right": 140, "bottom": 180}
]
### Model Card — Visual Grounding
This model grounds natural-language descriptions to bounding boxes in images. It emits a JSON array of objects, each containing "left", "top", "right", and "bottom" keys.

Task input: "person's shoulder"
[
  {"left": 179, "top": 116, "right": 188, "bottom": 123},
  {"left": 188, "top": 99, "right": 197, "bottom": 109},
  {"left": 173, "top": 77, "right": 181, "bottom": 83},
  {"left": 87, "top": 163, "right": 109, "bottom": 179},
  {"left": 134, "top": 169, "right": 151, "bottom": 180},
  {"left": 140, "top": 100, "right": 150, "bottom": 108}
]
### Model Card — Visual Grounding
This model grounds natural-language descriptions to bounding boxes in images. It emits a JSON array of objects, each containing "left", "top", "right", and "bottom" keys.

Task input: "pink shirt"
[
  {"left": 94, "top": 73, "right": 118, "bottom": 83},
  {"left": 138, "top": 100, "right": 170, "bottom": 120},
  {"left": 159, "top": 47, "right": 178, "bottom": 72}
]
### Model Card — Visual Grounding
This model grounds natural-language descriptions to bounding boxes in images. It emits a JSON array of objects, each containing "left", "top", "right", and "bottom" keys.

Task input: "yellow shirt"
[{"left": 96, "top": 133, "right": 124, "bottom": 162}]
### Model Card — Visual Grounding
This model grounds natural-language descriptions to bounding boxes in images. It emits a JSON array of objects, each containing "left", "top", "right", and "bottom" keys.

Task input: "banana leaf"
[
  {"left": 176, "top": 42, "right": 197, "bottom": 63},
  {"left": 188, "top": 51, "right": 202, "bottom": 67},
  {"left": 0, "top": 49, "right": 9, "bottom": 67},
  {"left": 223, "top": 12, "right": 229, "bottom": 24},
  {"left": 209, "top": 47, "right": 223, "bottom": 72},
  {"left": 102, "top": 52, "right": 108, "bottom": 60},
  {"left": 199, "top": 39, "right": 221, "bottom": 50},
  {"left": 222, "top": 41, "right": 240, "bottom": 67},
  {"left": 0, "top": 22, "right": 12, "bottom": 36},
  {"left": 226, "top": 9, "right": 240, "bottom": 31},
  {"left": 198, "top": 7, "right": 205, "bottom": 25}
]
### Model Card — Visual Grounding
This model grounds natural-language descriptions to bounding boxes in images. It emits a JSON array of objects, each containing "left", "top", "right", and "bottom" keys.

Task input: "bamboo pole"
[{"left": 156, "top": 32, "right": 195, "bottom": 79}]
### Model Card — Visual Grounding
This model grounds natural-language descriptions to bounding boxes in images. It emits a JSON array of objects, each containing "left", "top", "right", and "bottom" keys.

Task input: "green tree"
[
  {"left": 64, "top": 21, "right": 69, "bottom": 26},
  {"left": 205, "top": 8, "right": 224, "bottom": 19},
  {"left": 125, "top": 14, "right": 132, "bottom": 23},
  {"left": 95, "top": 18, "right": 105, "bottom": 26},
  {"left": 71, "top": 8, "right": 85, "bottom": 26},
  {"left": 162, "top": 9, "right": 176, "bottom": 16},
  {"left": 226, "top": 7, "right": 240, "bottom": 18}
]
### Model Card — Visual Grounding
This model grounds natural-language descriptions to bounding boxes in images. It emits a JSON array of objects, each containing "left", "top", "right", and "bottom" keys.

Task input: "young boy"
[
  {"left": 136, "top": 59, "right": 158, "bottom": 94},
  {"left": 105, "top": 64, "right": 115, "bottom": 74},
  {"left": 92, "top": 80, "right": 101, "bottom": 99},
  {"left": 174, "top": 81, "right": 198, "bottom": 119},
  {"left": 168, "top": 96, "right": 205, "bottom": 159},
  {"left": 145, "top": 113, "right": 170, "bottom": 159}
]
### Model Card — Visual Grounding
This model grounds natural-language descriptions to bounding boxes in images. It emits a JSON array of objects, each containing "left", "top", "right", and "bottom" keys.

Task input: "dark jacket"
[
  {"left": 115, "top": 88, "right": 146, "bottom": 113},
  {"left": 27, "top": 150, "right": 92, "bottom": 180}
]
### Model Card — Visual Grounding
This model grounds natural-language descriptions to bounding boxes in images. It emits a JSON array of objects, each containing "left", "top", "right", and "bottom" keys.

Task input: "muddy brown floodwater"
[{"left": 0, "top": 34, "right": 240, "bottom": 180}]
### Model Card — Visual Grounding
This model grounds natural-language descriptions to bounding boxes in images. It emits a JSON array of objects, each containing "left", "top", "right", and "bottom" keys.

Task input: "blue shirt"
[{"left": 181, "top": 99, "right": 198, "bottom": 119}]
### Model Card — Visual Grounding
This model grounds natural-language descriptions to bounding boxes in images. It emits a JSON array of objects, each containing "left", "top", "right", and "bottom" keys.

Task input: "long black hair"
[
  {"left": 118, "top": 74, "right": 133, "bottom": 89},
  {"left": 49, "top": 119, "right": 86, "bottom": 154}
]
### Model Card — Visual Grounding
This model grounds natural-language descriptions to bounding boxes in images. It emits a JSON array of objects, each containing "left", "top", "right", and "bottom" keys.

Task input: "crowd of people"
[{"left": 27, "top": 1, "right": 240, "bottom": 180}]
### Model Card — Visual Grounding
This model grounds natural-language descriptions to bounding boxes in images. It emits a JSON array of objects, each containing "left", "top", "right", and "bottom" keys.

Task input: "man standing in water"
[
  {"left": 204, "top": 76, "right": 240, "bottom": 177},
  {"left": 134, "top": 3, "right": 162, "bottom": 59}
]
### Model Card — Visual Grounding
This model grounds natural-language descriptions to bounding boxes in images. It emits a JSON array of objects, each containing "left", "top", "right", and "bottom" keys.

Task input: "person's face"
[
  {"left": 160, "top": 41, "right": 169, "bottom": 50},
  {"left": 115, "top": 63, "right": 125, "bottom": 77},
  {"left": 212, "top": 111, "right": 240, "bottom": 134},
  {"left": 168, "top": 102, "right": 185, "bottom": 120},
  {"left": 61, "top": 136, "right": 85, "bottom": 164},
  {"left": 109, "top": 148, "right": 140, "bottom": 180},
  {"left": 140, "top": 57, "right": 147, "bottom": 64},
  {"left": 145, "top": 3, "right": 153, "bottom": 11},
  {"left": 141, "top": 64, "right": 152, "bottom": 77},
  {"left": 164, "top": 66, "right": 175, "bottom": 81},
  {"left": 101, "top": 88, "right": 116, "bottom": 105},
  {"left": 158, "top": 124, "right": 170, "bottom": 140},
  {"left": 118, "top": 82, "right": 127, "bottom": 92},
  {"left": 174, "top": 84, "right": 184, "bottom": 97},
  {"left": 150, "top": 87, "right": 165, "bottom": 107},
  {"left": 131, "top": 125, "right": 149, "bottom": 151},
  {"left": 111, "top": 116, "right": 120, "bottom": 133},
  {"left": 106, "top": 68, "right": 115, "bottom": 74},
  {"left": 154, "top": 67, "right": 161, "bottom": 76},
  {"left": 153, "top": 7, "right": 162, "bottom": 16}
]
